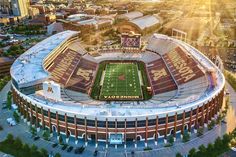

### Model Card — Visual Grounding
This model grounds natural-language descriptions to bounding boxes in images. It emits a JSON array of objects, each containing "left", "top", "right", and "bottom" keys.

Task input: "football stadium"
[{"left": 10, "top": 30, "right": 225, "bottom": 147}]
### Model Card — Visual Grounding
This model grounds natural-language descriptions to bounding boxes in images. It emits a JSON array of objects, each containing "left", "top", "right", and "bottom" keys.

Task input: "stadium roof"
[
  {"left": 118, "top": 11, "right": 143, "bottom": 20},
  {"left": 10, "top": 30, "right": 78, "bottom": 88},
  {"left": 131, "top": 15, "right": 160, "bottom": 30}
]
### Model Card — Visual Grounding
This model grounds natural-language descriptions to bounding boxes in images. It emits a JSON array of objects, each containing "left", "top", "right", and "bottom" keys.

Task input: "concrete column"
[{"left": 155, "top": 115, "right": 158, "bottom": 144}]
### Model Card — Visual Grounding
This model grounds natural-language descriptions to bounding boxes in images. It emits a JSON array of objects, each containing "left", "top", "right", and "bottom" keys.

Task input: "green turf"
[{"left": 99, "top": 63, "right": 143, "bottom": 100}]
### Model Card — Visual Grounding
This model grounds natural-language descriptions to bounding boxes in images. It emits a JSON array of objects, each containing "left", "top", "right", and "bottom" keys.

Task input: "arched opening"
[
  {"left": 67, "top": 130, "right": 71, "bottom": 136},
  {"left": 136, "top": 135, "right": 142, "bottom": 141},
  {"left": 52, "top": 125, "right": 57, "bottom": 133},
  {"left": 184, "top": 124, "right": 188, "bottom": 131},
  {"left": 153, "top": 132, "right": 160, "bottom": 139},
  {"left": 82, "top": 133, "right": 86, "bottom": 140},
  {"left": 170, "top": 129, "right": 175, "bottom": 135}
]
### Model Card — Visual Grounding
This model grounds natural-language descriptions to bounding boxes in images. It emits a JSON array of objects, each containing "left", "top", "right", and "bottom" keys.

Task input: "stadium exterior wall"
[{"left": 12, "top": 85, "right": 224, "bottom": 143}]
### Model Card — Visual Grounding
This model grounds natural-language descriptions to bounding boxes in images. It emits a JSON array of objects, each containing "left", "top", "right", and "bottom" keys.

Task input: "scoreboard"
[{"left": 121, "top": 32, "right": 141, "bottom": 48}]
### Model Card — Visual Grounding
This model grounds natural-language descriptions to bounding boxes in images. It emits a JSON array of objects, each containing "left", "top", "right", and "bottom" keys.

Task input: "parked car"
[
  {"left": 34, "top": 136, "right": 40, "bottom": 141},
  {"left": 67, "top": 146, "right": 73, "bottom": 152},
  {"left": 7, "top": 118, "right": 16, "bottom": 126}
]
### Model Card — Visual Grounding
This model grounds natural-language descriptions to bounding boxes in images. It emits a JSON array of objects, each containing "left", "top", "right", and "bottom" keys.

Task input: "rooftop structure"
[{"left": 117, "top": 11, "right": 143, "bottom": 21}]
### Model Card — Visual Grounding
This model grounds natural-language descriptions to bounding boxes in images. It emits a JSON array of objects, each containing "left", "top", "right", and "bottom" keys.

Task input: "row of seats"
[
  {"left": 66, "top": 58, "right": 98, "bottom": 93},
  {"left": 146, "top": 58, "right": 177, "bottom": 94},
  {"left": 47, "top": 49, "right": 81, "bottom": 85}
]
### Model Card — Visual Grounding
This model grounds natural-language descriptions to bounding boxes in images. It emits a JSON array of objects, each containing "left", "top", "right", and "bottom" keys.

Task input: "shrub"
[
  {"left": 143, "top": 146, "right": 152, "bottom": 151},
  {"left": 0, "top": 125, "right": 3, "bottom": 131},
  {"left": 197, "top": 127, "right": 204, "bottom": 137},
  {"left": 168, "top": 135, "right": 174, "bottom": 145},
  {"left": 182, "top": 132, "right": 190, "bottom": 143},
  {"left": 30, "top": 126, "right": 37, "bottom": 137},
  {"left": 54, "top": 153, "right": 61, "bottom": 157},
  {"left": 58, "top": 135, "right": 63, "bottom": 145},
  {"left": 13, "top": 111, "right": 20, "bottom": 123},
  {"left": 188, "top": 148, "right": 196, "bottom": 157},
  {"left": 176, "top": 152, "right": 182, "bottom": 157},
  {"left": 208, "top": 120, "right": 216, "bottom": 130},
  {"left": 42, "top": 130, "right": 50, "bottom": 141}
]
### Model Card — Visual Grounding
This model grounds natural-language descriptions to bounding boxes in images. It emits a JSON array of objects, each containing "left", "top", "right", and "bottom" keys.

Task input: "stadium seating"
[
  {"left": 146, "top": 36, "right": 177, "bottom": 55},
  {"left": 66, "top": 57, "right": 98, "bottom": 93},
  {"left": 163, "top": 47, "right": 204, "bottom": 85},
  {"left": 47, "top": 48, "right": 81, "bottom": 85},
  {"left": 147, "top": 58, "right": 177, "bottom": 94}
]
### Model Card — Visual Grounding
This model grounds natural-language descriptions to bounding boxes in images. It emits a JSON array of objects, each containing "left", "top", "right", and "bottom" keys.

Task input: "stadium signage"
[
  {"left": 151, "top": 68, "right": 167, "bottom": 81},
  {"left": 169, "top": 49, "right": 196, "bottom": 82},
  {"left": 102, "top": 95, "right": 140, "bottom": 100}
]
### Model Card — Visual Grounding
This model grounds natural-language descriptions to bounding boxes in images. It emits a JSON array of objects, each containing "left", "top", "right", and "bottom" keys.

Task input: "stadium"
[{"left": 10, "top": 30, "right": 225, "bottom": 147}]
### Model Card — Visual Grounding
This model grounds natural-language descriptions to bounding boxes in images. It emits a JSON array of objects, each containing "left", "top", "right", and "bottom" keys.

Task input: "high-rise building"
[
  {"left": 0, "top": 0, "right": 13, "bottom": 15},
  {"left": 11, "top": 0, "right": 30, "bottom": 18}
]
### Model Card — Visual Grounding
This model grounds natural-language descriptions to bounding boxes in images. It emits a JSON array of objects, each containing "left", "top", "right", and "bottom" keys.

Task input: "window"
[
  {"left": 177, "top": 114, "right": 183, "bottom": 120},
  {"left": 67, "top": 116, "right": 74, "bottom": 124},
  {"left": 168, "top": 116, "right": 175, "bottom": 123},
  {"left": 97, "top": 121, "right": 106, "bottom": 127},
  {"left": 185, "top": 112, "right": 191, "bottom": 118},
  {"left": 76, "top": 118, "right": 84, "bottom": 125},
  {"left": 158, "top": 118, "right": 166, "bottom": 124},
  {"left": 59, "top": 114, "right": 65, "bottom": 121},
  {"left": 126, "top": 121, "right": 135, "bottom": 128},
  {"left": 137, "top": 120, "right": 146, "bottom": 127},
  {"left": 87, "top": 120, "right": 95, "bottom": 127},
  {"left": 108, "top": 121, "right": 115, "bottom": 128},
  {"left": 50, "top": 112, "right": 56, "bottom": 119},
  {"left": 148, "top": 119, "right": 156, "bottom": 126},
  {"left": 43, "top": 110, "right": 48, "bottom": 117},
  {"left": 117, "top": 121, "right": 125, "bottom": 128}
]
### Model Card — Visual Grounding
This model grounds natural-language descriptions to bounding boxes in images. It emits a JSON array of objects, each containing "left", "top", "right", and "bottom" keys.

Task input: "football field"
[{"left": 99, "top": 62, "right": 143, "bottom": 100}]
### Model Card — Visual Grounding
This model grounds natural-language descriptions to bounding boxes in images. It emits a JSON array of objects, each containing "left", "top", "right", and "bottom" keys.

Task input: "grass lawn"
[{"left": 99, "top": 62, "right": 143, "bottom": 100}]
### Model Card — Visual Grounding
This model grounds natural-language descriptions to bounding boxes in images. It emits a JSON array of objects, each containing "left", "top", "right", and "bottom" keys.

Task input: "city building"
[
  {"left": 117, "top": 11, "right": 143, "bottom": 21},
  {"left": 11, "top": 0, "right": 30, "bottom": 18},
  {"left": 0, "top": 57, "right": 14, "bottom": 78},
  {"left": 117, "top": 15, "right": 161, "bottom": 35}
]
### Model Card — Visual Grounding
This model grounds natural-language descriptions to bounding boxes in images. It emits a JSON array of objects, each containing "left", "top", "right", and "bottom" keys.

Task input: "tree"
[
  {"left": 54, "top": 153, "right": 61, "bottom": 157},
  {"left": 6, "top": 134, "right": 14, "bottom": 143},
  {"left": 30, "top": 126, "right": 37, "bottom": 137},
  {"left": 168, "top": 135, "right": 174, "bottom": 145},
  {"left": 176, "top": 152, "right": 182, "bottom": 157},
  {"left": 188, "top": 148, "right": 196, "bottom": 157},
  {"left": 40, "top": 148, "right": 48, "bottom": 157},
  {"left": 13, "top": 137, "right": 23, "bottom": 150},
  {"left": 6, "top": 91, "right": 12, "bottom": 109},
  {"left": 42, "top": 130, "right": 50, "bottom": 141},
  {"left": 58, "top": 135, "right": 63, "bottom": 145},
  {"left": 197, "top": 127, "right": 204, "bottom": 137},
  {"left": 206, "top": 143, "right": 215, "bottom": 156},
  {"left": 214, "top": 137, "right": 223, "bottom": 151},
  {"left": 182, "top": 132, "right": 190, "bottom": 142},
  {"left": 198, "top": 144, "right": 206, "bottom": 153},
  {"left": 13, "top": 111, "right": 20, "bottom": 123},
  {"left": 30, "top": 144, "right": 38, "bottom": 155},
  {"left": 22, "top": 143, "right": 30, "bottom": 153}
]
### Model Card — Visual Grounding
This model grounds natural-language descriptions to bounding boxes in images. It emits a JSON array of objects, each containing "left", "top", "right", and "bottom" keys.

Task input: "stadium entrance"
[{"left": 109, "top": 133, "right": 123, "bottom": 145}]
